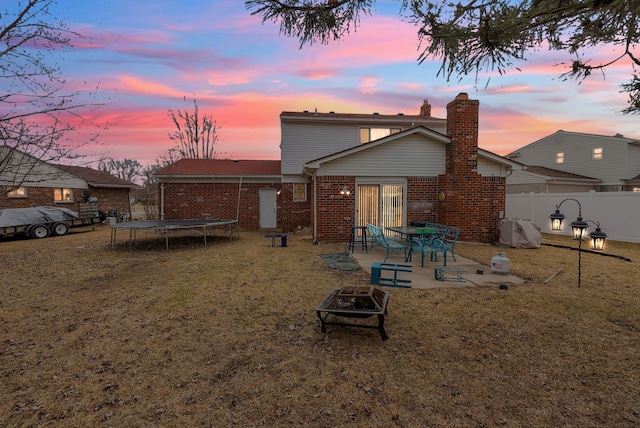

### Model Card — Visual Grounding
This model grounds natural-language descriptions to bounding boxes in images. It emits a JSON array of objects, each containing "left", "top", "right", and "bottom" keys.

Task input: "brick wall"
[
  {"left": 1, "top": 185, "right": 129, "bottom": 215},
  {"left": 314, "top": 176, "right": 355, "bottom": 241},
  {"left": 279, "top": 183, "right": 312, "bottom": 232},
  {"left": 160, "top": 181, "right": 311, "bottom": 231},
  {"left": 1, "top": 186, "right": 52, "bottom": 208},
  {"left": 89, "top": 187, "right": 131, "bottom": 215},
  {"left": 406, "top": 177, "right": 439, "bottom": 225}
]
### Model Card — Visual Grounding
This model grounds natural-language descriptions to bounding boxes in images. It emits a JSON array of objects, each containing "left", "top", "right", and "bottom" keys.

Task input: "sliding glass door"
[{"left": 357, "top": 184, "right": 404, "bottom": 229}]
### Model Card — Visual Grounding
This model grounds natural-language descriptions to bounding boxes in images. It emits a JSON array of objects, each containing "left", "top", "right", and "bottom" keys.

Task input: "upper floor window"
[
  {"left": 556, "top": 152, "right": 564, "bottom": 164},
  {"left": 293, "top": 183, "right": 306, "bottom": 202},
  {"left": 593, "top": 147, "right": 603, "bottom": 160},
  {"left": 7, "top": 187, "right": 28, "bottom": 198},
  {"left": 359, "top": 127, "right": 401, "bottom": 144},
  {"left": 54, "top": 188, "right": 74, "bottom": 202}
]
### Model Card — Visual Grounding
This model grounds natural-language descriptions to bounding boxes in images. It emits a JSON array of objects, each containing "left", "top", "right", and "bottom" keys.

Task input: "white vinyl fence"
[{"left": 506, "top": 191, "right": 640, "bottom": 244}]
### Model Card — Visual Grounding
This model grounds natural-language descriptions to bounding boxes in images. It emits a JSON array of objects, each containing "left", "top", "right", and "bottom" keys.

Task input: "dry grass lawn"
[{"left": 1, "top": 225, "right": 639, "bottom": 427}]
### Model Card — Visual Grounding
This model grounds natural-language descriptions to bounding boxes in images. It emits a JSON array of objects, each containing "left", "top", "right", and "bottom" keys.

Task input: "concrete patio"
[{"left": 346, "top": 242, "right": 525, "bottom": 289}]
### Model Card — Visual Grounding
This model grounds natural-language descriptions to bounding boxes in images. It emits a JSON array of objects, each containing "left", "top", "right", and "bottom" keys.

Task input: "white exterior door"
[{"left": 259, "top": 188, "right": 277, "bottom": 228}]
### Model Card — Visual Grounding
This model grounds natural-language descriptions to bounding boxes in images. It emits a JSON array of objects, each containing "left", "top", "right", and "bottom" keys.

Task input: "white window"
[
  {"left": 7, "top": 187, "right": 28, "bottom": 198},
  {"left": 54, "top": 188, "right": 74, "bottom": 202},
  {"left": 293, "top": 183, "right": 306, "bottom": 202},
  {"left": 556, "top": 152, "right": 564, "bottom": 164},
  {"left": 359, "top": 127, "right": 401, "bottom": 144},
  {"left": 593, "top": 147, "right": 603, "bottom": 160}
]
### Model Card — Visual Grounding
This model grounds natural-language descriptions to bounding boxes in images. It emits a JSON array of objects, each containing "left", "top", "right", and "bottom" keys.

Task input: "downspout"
[
  {"left": 236, "top": 176, "right": 243, "bottom": 221},
  {"left": 127, "top": 189, "right": 133, "bottom": 221},
  {"left": 160, "top": 183, "right": 165, "bottom": 220},
  {"left": 313, "top": 175, "right": 318, "bottom": 244}
]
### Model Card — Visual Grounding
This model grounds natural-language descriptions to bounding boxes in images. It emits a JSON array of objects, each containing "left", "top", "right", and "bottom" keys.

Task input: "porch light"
[{"left": 339, "top": 186, "right": 351, "bottom": 196}]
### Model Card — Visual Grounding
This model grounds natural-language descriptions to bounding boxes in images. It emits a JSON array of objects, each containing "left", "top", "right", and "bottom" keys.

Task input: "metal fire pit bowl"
[{"left": 316, "top": 286, "right": 390, "bottom": 341}]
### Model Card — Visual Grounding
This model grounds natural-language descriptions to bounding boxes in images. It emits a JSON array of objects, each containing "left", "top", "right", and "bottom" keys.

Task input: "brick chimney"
[
  {"left": 437, "top": 92, "right": 502, "bottom": 244},
  {"left": 445, "top": 93, "right": 479, "bottom": 174},
  {"left": 419, "top": 99, "right": 431, "bottom": 117}
]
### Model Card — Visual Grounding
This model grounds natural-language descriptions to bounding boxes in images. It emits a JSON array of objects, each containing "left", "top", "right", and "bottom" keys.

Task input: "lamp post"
[{"left": 549, "top": 198, "right": 607, "bottom": 287}]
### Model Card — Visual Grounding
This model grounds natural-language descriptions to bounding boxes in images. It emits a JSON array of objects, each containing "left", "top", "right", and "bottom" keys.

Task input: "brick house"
[
  {"left": 154, "top": 159, "right": 282, "bottom": 227},
  {"left": 1, "top": 146, "right": 139, "bottom": 214},
  {"left": 155, "top": 93, "right": 520, "bottom": 243}
]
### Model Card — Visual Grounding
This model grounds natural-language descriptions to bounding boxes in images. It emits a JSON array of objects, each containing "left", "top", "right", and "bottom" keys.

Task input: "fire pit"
[{"left": 315, "top": 286, "right": 390, "bottom": 341}]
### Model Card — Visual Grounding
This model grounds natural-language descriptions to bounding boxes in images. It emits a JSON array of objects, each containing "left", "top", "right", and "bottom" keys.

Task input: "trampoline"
[{"left": 110, "top": 219, "right": 238, "bottom": 251}]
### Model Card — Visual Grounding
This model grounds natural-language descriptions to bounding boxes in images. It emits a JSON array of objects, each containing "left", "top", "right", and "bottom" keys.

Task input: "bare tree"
[
  {"left": 167, "top": 99, "right": 223, "bottom": 159},
  {"left": 246, "top": 0, "right": 640, "bottom": 114},
  {"left": 99, "top": 158, "right": 142, "bottom": 182},
  {"left": 1, "top": 0, "right": 102, "bottom": 191},
  {"left": 135, "top": 151, "right": 182, "bottom": 220}
]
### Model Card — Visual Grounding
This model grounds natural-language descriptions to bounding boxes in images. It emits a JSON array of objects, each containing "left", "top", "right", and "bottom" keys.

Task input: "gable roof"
[
  {"left": 521, "top": 165, "right": 598, "bottom": 180},
  {"left": 303, "top": 126, "right": 520, "bottom": 171},
  {"left": 55, "top": 165, "right": 140, "bottom": 189},
  {"left": 507, "top": 130, "right": 640, "bottom": 156},
  {"left": 280, "top": 110, "right": 445, "bottom": 124},
  {"left": 303, "top": 126, "right": 450, "bottom": 169},
  {"left": 154, "top": 159, "right": 281, "bottom": 177}
]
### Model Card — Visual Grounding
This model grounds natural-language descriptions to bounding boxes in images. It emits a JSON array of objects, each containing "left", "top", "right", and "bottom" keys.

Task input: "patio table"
[{"left": 385, "top": 226, "right": 437, "bottom": 261}]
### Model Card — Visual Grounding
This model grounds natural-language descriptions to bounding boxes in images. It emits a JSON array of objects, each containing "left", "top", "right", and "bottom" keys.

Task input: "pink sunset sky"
[{"left": 26, "top": 1, "right": 640, "bottom": 166}]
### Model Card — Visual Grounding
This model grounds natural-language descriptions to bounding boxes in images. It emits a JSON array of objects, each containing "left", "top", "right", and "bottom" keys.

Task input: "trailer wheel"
[
  {"left": 28, "top": 224, "right": 50, "bottom": 239},
  {"left": 51, "top": 222, "right": 70, "bottom": 236}
]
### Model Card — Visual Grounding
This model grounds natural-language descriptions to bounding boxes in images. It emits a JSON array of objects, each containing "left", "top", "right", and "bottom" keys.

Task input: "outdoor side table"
[
  {"left": 315, "top": 286, "right": 389, "bottom": 341},
  {"left": 348, "top": 225, "right": 368, "bottom": 253}
]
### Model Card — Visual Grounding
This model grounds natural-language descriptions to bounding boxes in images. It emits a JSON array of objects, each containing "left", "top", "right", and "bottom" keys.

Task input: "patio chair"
[
  {"left": 367, "top": 223, "right": 407, "bottom": 263},
  {"left": 410, "top": 230, "right": 447, "bottom": 267}
]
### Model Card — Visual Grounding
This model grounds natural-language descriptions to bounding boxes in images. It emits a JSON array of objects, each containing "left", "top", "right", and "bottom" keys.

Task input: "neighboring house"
[
  {"left": 506, "top": 164, "right": 601, "bottom": 194},
  {"left": 155, "top": 93, "right": 521, "bottom": 243},
  {"left": 0, "top": 146, "right": 139, "bottom": 214},
  {"left": 506, "top": 130, "right": 640, "bottom": 193},
  {"left": 54, "top": 165, "right": 140, "bottom": 216}
]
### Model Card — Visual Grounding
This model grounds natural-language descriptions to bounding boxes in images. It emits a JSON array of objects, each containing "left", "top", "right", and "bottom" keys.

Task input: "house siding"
[
  {"left": 315, "top": 135, "right": 446, "bottom": 177},
  {"left": 626, "top": 144, "right": 640, "bottom": 180},
  {"left": 281, "top": 122, "right": 359, "bottom": 175},
  {"left": 477, "top": 157, "right": 507, "bottom": 176},
  {"left": 511, "top": 131, "right": 638, "bottom": 188},
  {"left": 280, "top": 116, "right": 447, "bottom": 175}
]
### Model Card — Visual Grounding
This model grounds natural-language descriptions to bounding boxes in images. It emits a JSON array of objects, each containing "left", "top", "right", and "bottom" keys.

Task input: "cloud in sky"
[{"left": 34, "top": 0, "right": 638, "bottom": 166}]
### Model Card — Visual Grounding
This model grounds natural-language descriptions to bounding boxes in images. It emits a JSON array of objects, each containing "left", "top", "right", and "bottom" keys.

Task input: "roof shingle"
[{"left": 154, "top": 159, "right": 281, "bottom": 176}]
